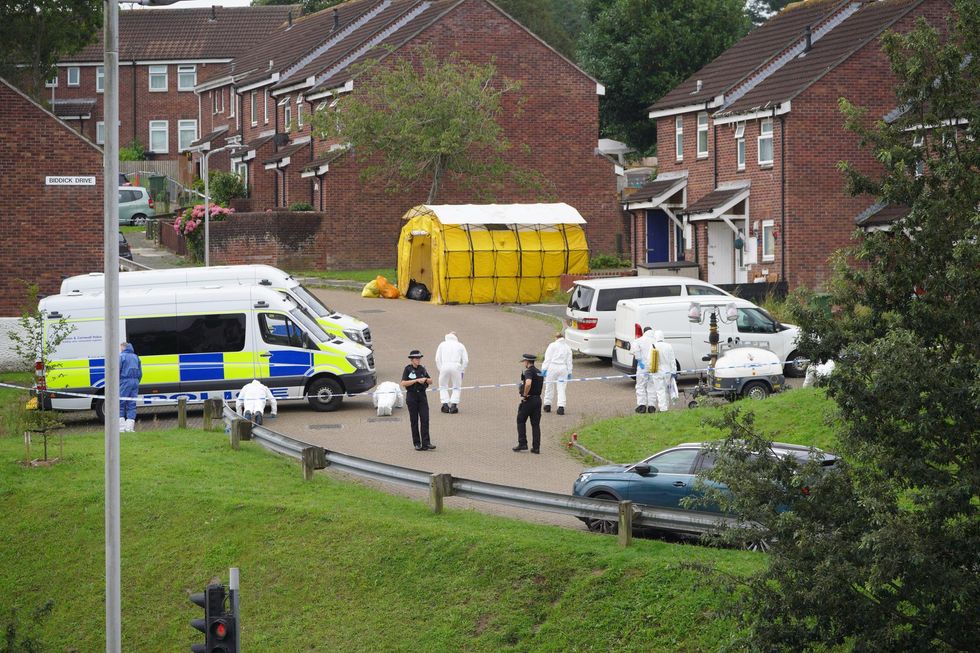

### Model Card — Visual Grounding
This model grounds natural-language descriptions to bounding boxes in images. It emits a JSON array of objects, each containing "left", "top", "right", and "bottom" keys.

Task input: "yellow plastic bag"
[{"left": 361, "top": 279, "right": 380, "bottom": 298}]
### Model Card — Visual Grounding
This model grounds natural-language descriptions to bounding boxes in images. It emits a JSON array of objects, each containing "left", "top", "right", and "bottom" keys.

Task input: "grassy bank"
[
  {"left": 576, "top": 387, "right": 837, "bottom": 463},
  {"left": 0, "top": 427, "right": 759, "bottom": 651}
]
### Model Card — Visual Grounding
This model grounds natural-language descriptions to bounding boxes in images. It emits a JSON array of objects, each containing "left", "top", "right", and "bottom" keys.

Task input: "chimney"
[
  {"left": 804, "top": 25, "right": 812, "bottom": 52},
  {"left": 287, "top": 10, "right": 292, "bottom": 28},
  {"left": 695, "top": 79, "right": 702, "bottom": 93},
  {"left": 333, "top": 8, "right": 340, "bottom": 30},
  {"left": 209, "top": 6, "right": 216, "bottom": 22},
  {"left": 268, "top": 59, "right": 274, "bottom": 71}
]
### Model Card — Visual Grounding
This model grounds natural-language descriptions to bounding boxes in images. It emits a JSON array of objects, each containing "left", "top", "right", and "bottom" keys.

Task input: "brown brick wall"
[
  {"left": 0, "top": 81, "right": 104, "bottom": 314},
  {"left": 207, "top": 212, "right": 322, "bottom": 270}
]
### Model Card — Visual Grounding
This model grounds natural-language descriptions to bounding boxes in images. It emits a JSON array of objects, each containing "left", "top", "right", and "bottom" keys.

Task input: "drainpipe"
[
  {"left": 779, "top": 111, "right": 786, "bottom": 284},
  {"left": 130, "top": 61, "right": 137, "bottom": 145}
]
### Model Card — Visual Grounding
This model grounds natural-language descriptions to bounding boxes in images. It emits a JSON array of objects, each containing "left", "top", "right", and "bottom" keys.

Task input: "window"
[
  {"left": 737, "top": 307, "right": 778, "bottom": 334},
  {"left": 212, "top": 90, "right": 217, "bottom": 114},
  {"left": 912, "top": 133, "right": 925, "bottom": 177},
  {"left": 686, "top": 284, "right": 727, "bottom": 296},
  {"left": 149, "top": 120, "right": 168, "bottom": 153},
  {"left": 735, "top": 122, "right": 745, "bottom": 170},
  {"left": 264, "top": 89, "right": 269, "bottom": 124},
  {"left": 644, "top": 448, "right": 699, "bottom": 474},
  {"left": 96, "top": 121, "right": 105, "bottom": 145},
  {"left": 595, "top": 286, "right": 681, "bottom": 311},
  {"left": 235, "top": 162, "right": 248, "bottom": 188},
  {"left": 219, "top": 88, "right": 224, "bottom": 113},
  {"left": 96, "top": 65, "right": 104, "bottom": 93},
  {"left": 258, "top": 313, "right": 313, "bottom": 349},
  {"left": 177, "top": 64, "right": 196, "bottom": 91},
  {"left": 675, "top": 116, "right": 683, "bottom": 161},
  {"left": 229, "top": 89, "right": 235, "bottom": 118},
  {"left": 148, "top": 65, "right": 167, "bottom": 92},
  {"left": 178, "top": 119, "right": 197, "bottom": 151},
  {"left": 176, "top": 314, "right": 246, "bottom": 353},
  {"left": 283, "top": 102, "right": 292, "bottom": 130},
  {"left": 697, "top": 112, "right": 708, "bottom": 158},
  {"left": 250, "top": 91, "right": 257, "bottom": 125},
  {"left": 758, "top": 118, "right": 774, "bottom": 165},
  {"left": 45, "top": 75, "right": 57, "bottom": 88},
  {"left": 67, "top": 66, "right": 80, "bottom": 87},
  {"left": 762, "top": 219, "right": 775, "bottom": 261},
  {"left": 296, "top": 96, "right": 303, "bottom": 128},
  {"left": 126, "top": 316, "right": 179, "bottom": 356}
]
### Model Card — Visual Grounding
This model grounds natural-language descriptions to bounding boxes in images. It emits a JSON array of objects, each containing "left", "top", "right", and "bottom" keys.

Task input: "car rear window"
[
  {"left": 567, "top": 285, "right": 595, "bottom": 311},
  {"left": 594, "top": 285, "right": 680, "bottom": 311}
]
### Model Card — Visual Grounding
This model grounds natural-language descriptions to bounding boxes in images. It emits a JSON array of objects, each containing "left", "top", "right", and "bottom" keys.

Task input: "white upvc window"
[
  {"left": 762, "top": 220, "right": 775, "bottom": 261},
  {"left": 45, "top": 75, "right": 57, "bottom": 88},
  {"left": 149, "top": 120, "right": 169, "bottom": 153},
  {"left": 912, "top": 133, "right": 925, "bottom": 177},
  {"left": 96, "top": 65, "right": 104, "bottom": 93},
  {"left": 758, "top": 118, "right": 774, "bottom": 165},
  {"left": 264, "top": 88, "right": 269, "bottom": 124},
  {"left": 148, "top": 65, "right": 168, "bottom": 92},
  {"left": 212, "top": 90, "right": 218, "bottom": 114},
  {"left": 284, "top": 103, "right": 292, "bottom": 130},
  {"left": 296, "top": 96, "right": 303, "bottom": 128},
  {"left": 735, "top": 122, "right": 745, "bottom": 170},
  {"left": 219, "top": 88, "right": 224, "bottom": 113},
  {"left": 178, "top": 119, "right": 197, "bottom": 151},
  {"left": 67, "top": 66, "right": 80, "bottom": 87},
  {"left": 675, "top": 115, "right": 683, "bottom": 161},
  {"left": 235, "top": 161, "right": 248, "bottom": 188},
  {"left": 250, "top": 91, "right": 257, "bottom": 126},
  {"left": 177, "top": 64, "right": 197, "bottom": 91},
  {"left": 96, "top": 121, "right": 105, "bottom": 145},
  {"left": 697, "top": 112, "right": 708, "bottom": 158},
  {"left": 229, "top": 89, "right": 236, "bottom": 118}
]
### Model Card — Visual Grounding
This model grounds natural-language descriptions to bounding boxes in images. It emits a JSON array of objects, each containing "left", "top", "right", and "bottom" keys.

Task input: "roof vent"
[
  {"left": 268, "top": 59, "right": 274, "bottom": 71},
  {"left": 287, "top": 10, "right": 292, "bottom": 28},
  {"left": 803, "top": 25, "right": 812, "bottom": 53},
  {"left": 333, "top": 8, "right": 340, "bottom": 30},
  {"left": 695, "top": 79, "right": 702, "bottom": 93}
]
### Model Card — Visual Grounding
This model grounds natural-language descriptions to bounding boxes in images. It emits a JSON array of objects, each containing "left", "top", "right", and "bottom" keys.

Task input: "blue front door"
[{"left": 646, "top": 210, "right": 670, "bottom": 264}]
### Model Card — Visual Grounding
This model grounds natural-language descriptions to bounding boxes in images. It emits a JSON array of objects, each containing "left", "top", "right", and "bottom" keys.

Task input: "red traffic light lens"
[{"left": 214, "top": 621, "right": 227, "bottom": 639}]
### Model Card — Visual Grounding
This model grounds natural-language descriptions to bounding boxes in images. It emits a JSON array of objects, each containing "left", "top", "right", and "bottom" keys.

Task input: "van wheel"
[
  {"left": 308, "top": 377, "right": 343, "bottom": 412},
  {"left": 93, "top": 399, "right": 105, "bottom": 422},
  {"left": 742, "top": 381, "right": 770, "bottom": 400},
  {"left": 784, "top": 350, "right": 808, "bottom": 378}
]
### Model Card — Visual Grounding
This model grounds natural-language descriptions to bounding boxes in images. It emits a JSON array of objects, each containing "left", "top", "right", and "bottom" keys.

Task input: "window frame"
[
  {"left": 177, "top": 119, "right": 197, "bottom": 152},
  {"left": 758, "top": 118, "right": 774, "bottom": 166},
  {"left": 148, "top": 120, "right": 169, "bottom": 154},
  {"left": 264, "top": 88, "right": 269, "bottom": 124},
  {"left": 177, "top": 64, "right": 196, "bottom": 91},
  {"left": 696, "top": 112, "right": 708, "bottom": 158},
  {"left": 148, "top": 65, "right": 168, "bottom": 93},
  {"left": 283, "top": 102, "right": 292, "bottom": 130},
  {"left": 235, "top": 161, "right": 248, "bottom": 188},
  {"left": 96, "top": 65, "right": 104, "bottom": 93},
  {"left": 296, "top": 96, "right": 303, "bottom": 128},
  {"left": 675, "top": 115, "right": 684, "bottom": 161},
  {"left": 67, "top": 66, "right": 80, "bottom": 87},
  {"left": 762, "top": 219, "right": 775, "bottom": 261},
  {"left": 45, "top": 74, "right": 58, "bottom": 88},
  {"left": 229, "top": 88, "right": 235, "bottom": 118},
  {"left": 250, "top": 90, "right": 258, "bottom": 126},
  {"left": 96, "top": 121, "right": 105, "bottom": 145},
  {"left": 735, "top": 122, "right": 745, "bottom": 170}
]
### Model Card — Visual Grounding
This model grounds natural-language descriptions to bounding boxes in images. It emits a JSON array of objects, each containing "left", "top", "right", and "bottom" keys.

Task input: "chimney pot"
[
  {"left": 696, "top": 79, "right": 702, "bottom": 92},
  {"left": 333, "top": 8, "right": 340, "bottom": 30},
  {"left": 804, "top": 25, "right": 812, "bottom": 52}
]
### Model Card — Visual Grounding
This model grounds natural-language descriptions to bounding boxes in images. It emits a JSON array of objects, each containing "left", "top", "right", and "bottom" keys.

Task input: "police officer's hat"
[
  {"left": 407, "top": 350, "right": 424, "bottom": 359},
  {"left": 519, "top": 353, "right": 536, "bottom": 362}
]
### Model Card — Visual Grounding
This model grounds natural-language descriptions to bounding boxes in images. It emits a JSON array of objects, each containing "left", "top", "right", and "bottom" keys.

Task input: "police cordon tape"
[{"left": 0, "top": 355, "right": 811, "bottom": 406}]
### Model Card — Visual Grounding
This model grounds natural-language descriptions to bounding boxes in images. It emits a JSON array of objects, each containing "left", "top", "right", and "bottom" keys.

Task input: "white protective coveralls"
[
  {"left": 435, "top": 332, "right": 469, "bottom": 410},
  {"left": 541, "top": 335, "right": 574, "bottom": 411},
  {"left": 632, "top": 328, "right": 659, "bottom": 409},
  {"left": 372, "top": 381, "right": 405, "bottom": 416},
  {"left": 651, "top": 330, "right": 677, "bottom": 412},
  {"left": 235, "top": 379, "right": 277, "bottom": 424}
]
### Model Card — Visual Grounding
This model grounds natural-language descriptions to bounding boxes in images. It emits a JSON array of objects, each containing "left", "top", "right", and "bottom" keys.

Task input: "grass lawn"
[
  {"left": 0, "top": 425, "right": 760, "bottom": 651},
  {"left": 119, "top": 225, "right": 144, "bottom": 234},
  {"left": 576, "top": 387, "right": 838, "bottom": 463},
  {"left": 298, "top": 268, "right": 397, "bottom": 284}
]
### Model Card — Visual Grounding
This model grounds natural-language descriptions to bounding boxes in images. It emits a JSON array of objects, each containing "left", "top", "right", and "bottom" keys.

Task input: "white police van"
[{"left": 39, "top": 286, "right": 375, "bottom": 420}]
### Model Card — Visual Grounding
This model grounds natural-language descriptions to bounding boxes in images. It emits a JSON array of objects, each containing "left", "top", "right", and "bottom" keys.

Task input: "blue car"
[{"left": 572, "top": 441, "right": 837, "bottom": 534}]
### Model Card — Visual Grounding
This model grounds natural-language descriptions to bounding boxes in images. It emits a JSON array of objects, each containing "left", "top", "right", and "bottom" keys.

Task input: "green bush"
[
  {"left": 288, "top": 202, "right": 315, "bottom": 212},
  {"left": 119, "top": 140, "right": 145, "bottom": 161},
  {"left": 589, "top": 253, "right": 633, "bottom": 269},
  {"left": 192, "top": 170, "right": 247, "bottom": 206}
]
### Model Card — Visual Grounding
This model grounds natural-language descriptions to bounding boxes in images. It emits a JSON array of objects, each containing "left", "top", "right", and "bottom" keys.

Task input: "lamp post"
[
  {"left": 688, "top": 301, "right": 738, "bottom": 370},
  {"left": 103, "top": 3, "right": 180, "bottom": 651},
  {"left": 202, "top": 142, "right": 241, "bottom": 267}
]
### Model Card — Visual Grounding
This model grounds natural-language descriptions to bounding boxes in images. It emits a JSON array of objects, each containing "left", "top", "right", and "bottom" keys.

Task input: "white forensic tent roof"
[{"left": 422, "top": 203, "right": 586, "bottom": 225}]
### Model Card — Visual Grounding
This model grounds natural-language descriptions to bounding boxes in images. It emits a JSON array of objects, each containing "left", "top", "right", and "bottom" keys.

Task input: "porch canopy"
[{"left": 396, "top": 203, "right": 590, "bottom": 304}]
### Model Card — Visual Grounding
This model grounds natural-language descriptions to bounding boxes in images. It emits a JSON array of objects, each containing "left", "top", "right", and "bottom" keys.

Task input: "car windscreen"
[
  {"left": 567, "top": 285, "right": 595, "bottom": 311},
  {"left": 736, "top": 307, "right": 779, "bottom": 333},
  {"left": 289, "top": 307, "right": 335, "bottom": 343},
  {"left": 290, "top": 285, "right": 336, "bottom": 318}
]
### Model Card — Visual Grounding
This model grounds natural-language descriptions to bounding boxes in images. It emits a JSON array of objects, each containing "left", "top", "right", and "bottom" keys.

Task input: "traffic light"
[{"left": 189, "top": 583, "right": 237, "bottom": 653}]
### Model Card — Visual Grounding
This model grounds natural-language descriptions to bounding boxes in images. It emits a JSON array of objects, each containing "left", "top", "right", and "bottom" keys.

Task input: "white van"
[
  {"left": 611, "top": 296, "right": 805, "bottom": 378},
  {"left": 60, "top": 265, "right": 372, "bottom": 347},
  {"left": 38, "top": 285, "right": 376, "bottom": 420},
  {"left": 565, "top": 276, "right": 732, "bottom": 359}
]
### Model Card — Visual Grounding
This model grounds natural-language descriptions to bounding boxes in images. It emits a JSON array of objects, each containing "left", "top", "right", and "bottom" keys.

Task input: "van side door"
[
  {"left": 255, "top": 312, "right": 318, "bottom": 399},
  {"left": 175, "top": 313, "right": 252, "bottom": 397}
]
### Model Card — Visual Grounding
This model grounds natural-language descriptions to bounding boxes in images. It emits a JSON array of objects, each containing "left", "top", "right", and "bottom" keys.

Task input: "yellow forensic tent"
[{"left": 397, "top": 203, "right": 590, "bottom": 304}]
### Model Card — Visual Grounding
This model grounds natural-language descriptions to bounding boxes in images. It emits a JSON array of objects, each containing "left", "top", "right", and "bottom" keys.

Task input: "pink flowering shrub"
[{"left": 173, "top": 203, "right": 235, "bottom": 261}]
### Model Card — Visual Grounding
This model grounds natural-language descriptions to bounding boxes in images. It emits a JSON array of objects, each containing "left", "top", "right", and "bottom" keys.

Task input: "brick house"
[
  {"left": 0, "top": 78, "right": 104, "bottom": 314},
  {"left": 192, "top": 0, "right": 622, "bottom": 269},
  {"left": 46, "top": 5, "right": 293, "bottom": 172},
  {"left": 630, "top": 0, "right": 951, "bottom": 289}
]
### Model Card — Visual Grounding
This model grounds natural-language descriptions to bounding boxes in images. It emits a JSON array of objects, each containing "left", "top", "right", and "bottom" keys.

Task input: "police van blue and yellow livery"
[
  {"left": 39, "top": 286, "right": 375, "bottom": 420},
  {"left": 60, "top": 264, "right": 372, "bottom": 347}
]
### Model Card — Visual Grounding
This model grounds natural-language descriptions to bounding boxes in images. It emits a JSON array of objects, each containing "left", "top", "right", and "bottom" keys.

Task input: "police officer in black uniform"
[
  {"left": 513, "top": 353, "right": 544, "bottom": 453},
  {"left": 400, "top": 350, "right": 435, "bottom": 451}
]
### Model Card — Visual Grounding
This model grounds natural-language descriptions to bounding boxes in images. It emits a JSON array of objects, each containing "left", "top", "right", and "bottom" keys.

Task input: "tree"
[
  {"left": 577, "top": 0, "right": 749, "bottom": 153},
  {"left": 493, "top": 0, "right": 588, "bottom": 60},
  {"left": 745, "top": 0, "right": 793, "bottom": 27},
  {"left": 251, "top": 0, "right": 344, "bottom": 15},
  {"left": 0, "top": 1, "right": 101, "bottom": 101},
  {"left": 312, "top": 48, "right": 544, "bottom": 203},
  {"left": 689, "top": 3, "right": 979, "bottom": 650}
]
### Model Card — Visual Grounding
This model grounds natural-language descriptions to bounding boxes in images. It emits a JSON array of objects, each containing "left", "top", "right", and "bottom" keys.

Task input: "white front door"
[{"left": 707, "top": 222, "right": 734, "bottom": 285}]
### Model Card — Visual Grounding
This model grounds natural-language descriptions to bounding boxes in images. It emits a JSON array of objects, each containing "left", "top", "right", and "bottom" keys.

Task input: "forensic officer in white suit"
[
  {"left": 542, "top": 331, "right": 573, "bottom": 415},
  {"left": 435, "top": 332, "right": 469, "bottom": 414},
  {"left": 236, "top": 379, "right": 277, "bottom": 425}
]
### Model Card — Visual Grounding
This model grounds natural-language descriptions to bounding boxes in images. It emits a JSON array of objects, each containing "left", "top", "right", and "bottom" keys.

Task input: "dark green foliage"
[
  {"left": 745, "top": 0, "right": 793, "bottom": 27},
  {"left": 119, "top": 140, "right": 145, "bottom": 162},
  {"left": 577, "top": 0, "right": 749, "bottom": 153},
  {"left": 287, "top": 202, "right": 314, "bottom": 212},
  {"left": 192, "top": 170, "right": 247, "bottom": 206},
  {"left": 589, "top": 253, "right": 632, "bottom": 269},
  {"left": 0, "top": 1, "right": 101, "bottom": 101},
  {"left": 251, "top": 0, "right": 345, "bottom": 15},
  {"left": 494, "top": 0, "right": 588, "bottom": 59},
  {"left": 690, "top": 4, "right": 980, "bottom": 650}
]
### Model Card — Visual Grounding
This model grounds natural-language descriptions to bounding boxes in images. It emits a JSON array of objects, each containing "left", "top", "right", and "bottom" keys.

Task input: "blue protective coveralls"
[{"left": 119, "top": 343, "right": 142, "bottom": 420}]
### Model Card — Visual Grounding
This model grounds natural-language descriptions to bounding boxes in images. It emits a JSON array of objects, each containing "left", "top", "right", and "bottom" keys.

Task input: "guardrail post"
[
  {"left": 203, "top": 399, "right": 222, "bottom": 431},
  {"left": 301, "top": 447, "right": 326, "bottom": 481},
  {"left": 177, "top": 397, "right": 187, "bottom": 429},
  {"left": 429, "top": 473, "right": 453, "bottom": 514},
  {"left": 618, "top": 500, "right": 633, "bottom": 548},
  {"left": 230, "top": 419, "right": 251, "bottom": 449}
]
